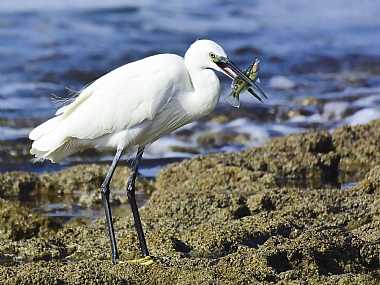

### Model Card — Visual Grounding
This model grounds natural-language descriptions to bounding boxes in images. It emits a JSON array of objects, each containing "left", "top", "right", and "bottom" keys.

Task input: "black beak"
[{"left": 216, "top": 58, "right": 267, "bottom": 103}]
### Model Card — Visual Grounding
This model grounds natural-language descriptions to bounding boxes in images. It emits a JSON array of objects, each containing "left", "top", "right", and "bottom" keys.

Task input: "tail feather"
[
  {"left": 29, "top": 115, "right": 75, "bottom": 162},
  {"left": 29, "top": 116, "right": 60, "bottom": 141},
  {"left": 30, "top": 139, "right": 85, "bottom": 163},
  {"left": 29, "top": 89, "right": 96, "bottom": 163},
  {"left": 31, "top": 127, "right": 69, "bottom": 152},
  {"left": 30, "top": 137, "right": 70, "bottom": 163}
]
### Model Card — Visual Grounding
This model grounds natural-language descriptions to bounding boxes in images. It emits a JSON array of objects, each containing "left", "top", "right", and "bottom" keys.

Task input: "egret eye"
[{"left": 209, "top": 52, "right": 216, "bottom": 59}]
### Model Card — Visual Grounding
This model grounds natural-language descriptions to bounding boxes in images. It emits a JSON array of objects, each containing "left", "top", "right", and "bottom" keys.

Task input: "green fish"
[{"left": 225, "top": 59, "right": 260, "bottom": 108}]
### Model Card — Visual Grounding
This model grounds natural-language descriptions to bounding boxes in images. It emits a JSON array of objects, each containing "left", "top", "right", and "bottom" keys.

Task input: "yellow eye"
[{"left": 209, "top": 52, "right": 216, "bottom": 59}]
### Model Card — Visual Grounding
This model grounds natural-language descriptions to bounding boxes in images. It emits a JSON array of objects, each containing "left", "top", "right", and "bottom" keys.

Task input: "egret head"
[{"left": 185, "top": 39, "right": 266, "bottom": 102}]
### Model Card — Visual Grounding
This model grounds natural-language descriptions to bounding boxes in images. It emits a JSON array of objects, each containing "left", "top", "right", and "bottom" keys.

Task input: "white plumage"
[
  {"left": 29, "top": 39, "right": 265, "bottom": 264},
  {"left": 30, "top": 40, "right": 230, "bottom": 162}
]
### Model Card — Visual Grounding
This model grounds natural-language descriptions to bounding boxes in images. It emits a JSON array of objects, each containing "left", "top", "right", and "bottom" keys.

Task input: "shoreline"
[{"left": 0, "top": 119, "right": 379, "bottom": 284}]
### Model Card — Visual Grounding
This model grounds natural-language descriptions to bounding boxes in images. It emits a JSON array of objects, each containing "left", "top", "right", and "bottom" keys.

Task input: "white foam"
[
  {"left": 0, "top": 82, "right": 59, "bottom": 96},
  {"left": 268, "top": 76, "right": 296, "bottom": 90},
  {"left": 228, "top": 119, "right": 271, "bottom": 147},
  {"left": 267, "top": 124, "right": 306, "bottom": 137},
  {"left": 322, "top": 101, "right": 349, "bottom": 122},
  {"left": 288, "top": 113, "right": 324, "bottom": 124},
  {"left": 144, "top": 137, "right": 196, "bottom": 158},
  {"left": 1, "top": 97, "right": 52, "bottom": 110},
  {"left": 0, "top": 127, "right": 31, "bottom": 140},
  {"left": 353, "top": 94, "right": 380, "bottom": 107},
  {"left": 341, "top": 108, "right": 380, "bottom": 126}
]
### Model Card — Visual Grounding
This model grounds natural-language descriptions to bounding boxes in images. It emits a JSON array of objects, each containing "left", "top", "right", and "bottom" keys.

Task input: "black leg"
[
  {"left": 127, "top": 146, "right": 150, "bottom": 258},
  {"left": 100, "top": 148, "right": 123, "bottom": 265}
]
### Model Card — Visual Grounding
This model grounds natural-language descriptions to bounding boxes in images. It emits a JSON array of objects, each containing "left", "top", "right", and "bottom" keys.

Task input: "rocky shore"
[{"left": 0, "top": 119, "right": 379, "bottom": 284}]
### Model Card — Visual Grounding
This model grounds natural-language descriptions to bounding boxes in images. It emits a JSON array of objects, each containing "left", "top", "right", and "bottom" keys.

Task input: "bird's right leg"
[
  {"left": 118, "top": 146, "right": 153, "bottom": 265},
  {"left": 100, "top": 148, "right": 123, "bottom": 265}
]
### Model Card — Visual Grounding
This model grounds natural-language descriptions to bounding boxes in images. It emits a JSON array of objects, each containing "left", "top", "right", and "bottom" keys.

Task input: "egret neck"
[{"left": 182, "top": 54, "right": 221, "bottom": 118}]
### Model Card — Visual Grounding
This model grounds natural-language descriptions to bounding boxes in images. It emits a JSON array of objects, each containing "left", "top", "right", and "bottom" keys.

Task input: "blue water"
[{"left": 1, "top": 0, "right": 380, "bottom": 172}]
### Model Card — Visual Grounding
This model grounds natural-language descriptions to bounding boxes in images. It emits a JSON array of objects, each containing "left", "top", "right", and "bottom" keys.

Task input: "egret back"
[{"left": 29, "top": 54, "right": 194, "bottom": 162}]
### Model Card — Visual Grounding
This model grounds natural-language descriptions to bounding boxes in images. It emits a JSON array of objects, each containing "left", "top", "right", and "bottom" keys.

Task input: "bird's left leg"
[
  {"left": 118, "top": 146, "right": 153, "bottom": 265},
  {"left": 100, "top": 148, "right": 123, "bottom": 265}
]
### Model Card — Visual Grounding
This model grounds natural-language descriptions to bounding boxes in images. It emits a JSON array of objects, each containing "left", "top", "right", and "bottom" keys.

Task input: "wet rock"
[
  {"left": 351, "top": 165, "right": 380, "bottom": 195},
  {"left": 0, "top": 224, "right": 379, "bottom": 284},
  {"left": 0, "top": 119, "right": 379, "bottom": 284},
  {"left": 207, "top": 114, "right": 230, "bottom": 123},
  {"left": 156, "top": 153, "right": 275, "bottom": 193},
  {"left": 197, "top": 130, "right": 250, "bottom": 148},
  {"left": 295, "top": 97, "right": 321, "bottom": 106},
  {"left": 0, "top": 198, "right": 52, "bottom": 242},
  {"left": 42, "top": 164, "right": 154, "bottom": 194},
  {"left": 0, "top": 172, "right": 40, "bottom": 197},
  {"left": 170, "top": 145, "right": 199, "bottom": 154},
  {"left": 333, "top": 119, "right": 380, "bottom": 172},
  {"left": 232, "top": 130, "right": 339, "bottom": 179},
  {"left": 0, "top": 164, "right": 154, "bottom": 208},
  {"left": 351, "top": 220, "right": 380, "bottom": 244},
  {"left": 208, "top": 103, "right": 273, "bottom": 124},
  {"left": 40, "top": 164, "right": 111, "bottom": 194},
  {"left": 77, "top": 188, "right": 134, "bottom": 208},
  {"left": 0, "top": 237, "right": 70, "bottom": 264},
  {"left": 261, "top": 129, "right": 333, "bottom": 153}
]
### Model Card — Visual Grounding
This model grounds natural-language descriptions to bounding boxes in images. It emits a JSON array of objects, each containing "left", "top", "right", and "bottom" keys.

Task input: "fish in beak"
[
  {"left": 215, "top": 57, "right": 267, "bottom": 104},
  {"left": 225, "top": 59, "right": 260, "bottom": 108}
]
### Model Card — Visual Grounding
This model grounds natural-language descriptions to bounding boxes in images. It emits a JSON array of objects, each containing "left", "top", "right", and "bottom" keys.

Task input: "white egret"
[{"left": 29, "top": 39, "right": 266, "bottom": 265}]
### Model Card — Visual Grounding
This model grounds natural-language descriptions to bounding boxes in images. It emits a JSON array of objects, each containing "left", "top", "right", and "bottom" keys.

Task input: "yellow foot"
[{"left": 117, "top": 256, "right": 154, "bottom": 266}]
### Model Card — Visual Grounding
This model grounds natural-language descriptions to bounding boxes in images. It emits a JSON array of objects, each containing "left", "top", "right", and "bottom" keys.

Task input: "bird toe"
[{"left": 116, "top": 256, "right": 154, "bottom": 266}]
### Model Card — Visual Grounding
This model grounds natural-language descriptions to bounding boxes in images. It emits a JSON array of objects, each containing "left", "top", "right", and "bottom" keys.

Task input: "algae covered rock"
[
  {"left": 236, "top": 130, "right": 339, "bottom": 179},
  {"left": 0, "top": 172, "right": 40, "bottom": 197},
  {"left": 41, "top": 164, "right": 155, "bottom": 194},
  {"left": 0, "top": 198, "right": 52, "bottom": 242},
  {"left": 0, "top": 119, "right": 379, "bottom": 284},
  {"left": 333, "top": 118, "right": 380, "bottom": 171},
  {"left": 0, "top": 164, "right": 154, "bottom": 209}
]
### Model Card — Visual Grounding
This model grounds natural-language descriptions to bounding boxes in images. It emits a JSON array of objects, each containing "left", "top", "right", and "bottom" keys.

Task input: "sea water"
[{"left": 1, "top": 0, "right": 380, "bottom": 172}]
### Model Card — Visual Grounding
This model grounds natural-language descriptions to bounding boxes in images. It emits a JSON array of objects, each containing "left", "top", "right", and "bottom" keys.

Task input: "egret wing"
[
  {"left": 47, "top": 55, "right": 186, "bottom": 134},
  {"left": 30, "top": 54, "right": 191, "bottom": 154}
]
